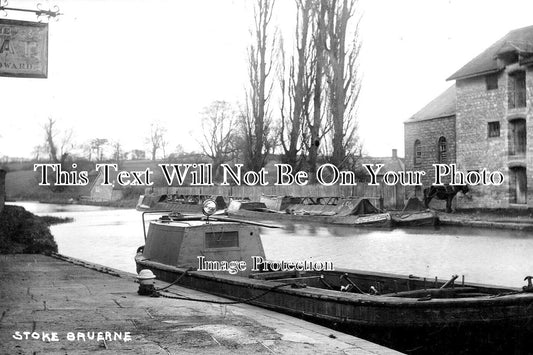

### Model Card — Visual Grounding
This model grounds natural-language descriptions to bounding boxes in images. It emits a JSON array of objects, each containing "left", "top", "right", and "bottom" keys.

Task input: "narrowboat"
[
  {"left": 227, "top": 199, "right": 395, "bottom": 228},
  {"left": 135, "top": 200, "right": 533, "bottom": 354}
]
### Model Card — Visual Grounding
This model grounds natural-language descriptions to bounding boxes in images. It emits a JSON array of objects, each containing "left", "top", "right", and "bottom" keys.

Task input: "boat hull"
[
  {"left": 135, "top": 254, "right": 533, "bottom": 354},
  {"left": 228, "top": 209, "right": 395, "bottom": 228},
  {"left": 391, "top": 211, "right": 439, "bottom": 227}
]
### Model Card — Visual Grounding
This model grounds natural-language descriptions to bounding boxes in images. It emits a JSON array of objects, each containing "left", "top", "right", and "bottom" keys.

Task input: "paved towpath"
[{"left": 0, "top": 254, "right": 402, "bottom": 355}]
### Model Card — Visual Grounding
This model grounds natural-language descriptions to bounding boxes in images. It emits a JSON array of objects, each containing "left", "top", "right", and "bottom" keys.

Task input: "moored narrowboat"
[{"left": 135, "top": 200, "right": 533, "bottom": 354}]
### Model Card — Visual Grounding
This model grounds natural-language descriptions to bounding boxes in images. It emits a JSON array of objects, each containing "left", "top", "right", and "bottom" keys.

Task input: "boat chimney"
[{"left": 392, "top": 149, "right": 397, "bottom": 159}]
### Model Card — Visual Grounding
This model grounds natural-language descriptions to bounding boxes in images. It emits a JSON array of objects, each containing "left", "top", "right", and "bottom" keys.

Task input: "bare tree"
[
  {"left": 240, "top": 0, "right": 277, "bottom": 172},
  {"left": 147, "top": 123, "right": 167, "bottom": 161},
  {"left": 44, "top": 118, "right": 71, "bottom": 164},
  {"left": 42, "top": 118, "right": 74, "bottom": 192},
  {"left": 90, "top": 138, "right": 108, "bottom": 162},
  {"left": 80, "top": 142, "right": 93, "bottom": 161},
  {"left": 167, "top": 144, "right": 186, "bottom": 161},
  {"left": 278, "top": 0, "right": 314, "bottom": 171},
  {"left": 198, "top": 101, "right": 237, "bottom": 181},
  {"left": 32, "top": 144, "right": 48, "bottom": 161},
  {"left": 305, "top": 0, "right": 330, "bottom": 178},
  {"left": 174, "top": 144, "right": 185, "bottom": 156},
  {"left": 131, "top": 149, "right": 146, "bottom": 160},
  {"left": 161, "top": 140, "right": 168, "bottom": 161},
  {"left": 324, "top": 0, "right": 362, "bottom": 168},
  {"left": 112, "top": 141, "right": 123, "bottom": 167}
]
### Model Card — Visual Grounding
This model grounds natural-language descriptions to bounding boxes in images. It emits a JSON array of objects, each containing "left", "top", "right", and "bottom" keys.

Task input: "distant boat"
[
  {"left": 135, "top": 200, "right": 533, "bottom": 354},
  {"left": 226, "top": 198, "right": 396, "bottom": 227},
  {"left": 138, "top": 194, "right": 438, "bottom": 228},
  {"left": 391, "top": 211, "right": 439, "bottom": 227},
  {"left": 227, "top": 199, "right": 438, "bottom": 228},
  {"left": 329, "top": 212, "right": 394, "bottom": 227}
]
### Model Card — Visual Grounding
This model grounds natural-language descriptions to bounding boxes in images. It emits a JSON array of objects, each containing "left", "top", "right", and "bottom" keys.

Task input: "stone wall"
[
  {"left": 455, "top": 67, "right": 533, "bottom": 208},
  {"left": 406, "top": 65, "right": 533, "bottom": 209},
  {"left": 403, "top": 115, "right": 456, "bottom": 197}
]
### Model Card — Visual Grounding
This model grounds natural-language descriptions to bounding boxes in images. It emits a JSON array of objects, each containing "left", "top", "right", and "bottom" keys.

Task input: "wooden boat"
[
  {"left": 329, "top": 212, "right": 394, "bottom": 227},
  {"left": 228, "top": 207, "right": 394, "bottom": 227},
  {"left": 134, "top": 200, "right": 533, "bottom": 354},
  {"left": 390, "top": 197, "right": 439, "bottom": 227},
  {"left": 227, "top": 199, "right": 394, "bottom": 228},
  {"left": 391, "top": 211, "right": 439, "bottom": 227}
]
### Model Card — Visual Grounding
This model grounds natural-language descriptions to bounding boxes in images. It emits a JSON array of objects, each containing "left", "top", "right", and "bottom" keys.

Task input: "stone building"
[
  {"left": 404, "top": 85, "right": 457, "bottom": 194},
  {"left": 356, "top": 149, "right": 406, "bottom": 210},
  {"left": 88, "top": 169, "right": 124, "bottom": 202},
  {"left": 404, "top": 25, "right": 533, "bottom": 208}
]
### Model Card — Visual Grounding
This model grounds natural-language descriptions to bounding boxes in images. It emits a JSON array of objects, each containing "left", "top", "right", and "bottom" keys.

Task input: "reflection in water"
[
  {"left": 11, "top": 201, "right": 145, "bottom": 273},
  {"left": 259, "top": 221, "right": 532, "bottom": 288},
  {"left": 13, "top": 201, "right": 533, "bottom": 287}
]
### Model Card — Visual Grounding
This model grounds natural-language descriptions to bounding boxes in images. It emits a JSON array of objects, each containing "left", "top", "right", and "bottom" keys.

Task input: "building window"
[
  {"left": 488, "top": 121, "right": 500, "bottom": 137},
  {"left": 414, "top": 140, "right": 421, "bottom": 166},
  {"left": 508, "top": 71, "right": 526, "bottom": 109},
  {"left": 509, "top": 118, "right": 526, "bottom": 156},
  {"left": 437, "top": 137, "right": 447, "bottom": 163},
  {"left": 486, "top": 73, "right": 498, "bottom": 90}
]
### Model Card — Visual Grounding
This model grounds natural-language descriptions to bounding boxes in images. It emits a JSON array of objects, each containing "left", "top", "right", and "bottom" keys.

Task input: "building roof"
[
  {"left": 405, "top": 85, "right": 456, "bottom": 123},
  {"left": 354, "top": 152, "right": 405, "bottom": 179},
  {"left": 447, "top": 25, "right": 533, "bottom": 81},
  {"left": 79, "top": 170, "right": 100, "bottom": 196},
  {"left": 362, "top": 156, "right": 405, "bottom": 173},
  {"left": 89, "top": 168, "right": 127, "bottom": 191}
]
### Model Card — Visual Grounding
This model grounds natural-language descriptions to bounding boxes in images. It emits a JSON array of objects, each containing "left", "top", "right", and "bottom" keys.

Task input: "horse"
[{"left": 423, "top": 184, "right": 469, "bottom": 213}]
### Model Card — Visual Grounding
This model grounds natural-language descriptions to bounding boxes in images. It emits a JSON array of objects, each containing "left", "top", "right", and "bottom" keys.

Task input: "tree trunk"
[{"left": 308, "top": 0, "right": 327, "bottom": 180}]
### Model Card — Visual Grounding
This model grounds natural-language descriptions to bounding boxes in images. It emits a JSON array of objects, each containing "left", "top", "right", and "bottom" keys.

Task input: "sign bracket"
[{"left": 0, "top": 1, "right": 61, "bottom": 21}]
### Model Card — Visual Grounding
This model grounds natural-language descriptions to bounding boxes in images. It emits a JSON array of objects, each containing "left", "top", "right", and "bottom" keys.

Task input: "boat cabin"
[{"left": 142, "top": 217, "right": 265, "bottom": 277}]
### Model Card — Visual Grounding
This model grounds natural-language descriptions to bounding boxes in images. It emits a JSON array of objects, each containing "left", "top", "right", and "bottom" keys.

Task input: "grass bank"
[{"left": 0, "top": 205, "right": 60, "bottom": 254}]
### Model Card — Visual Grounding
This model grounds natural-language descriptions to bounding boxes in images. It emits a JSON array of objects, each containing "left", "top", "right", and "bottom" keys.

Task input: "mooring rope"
[
  {"left": 154, "top": 268, "right": 194, "bottom": 292},
  {"left": 154, "top": 282, "right": 294, "bottom": 305}
]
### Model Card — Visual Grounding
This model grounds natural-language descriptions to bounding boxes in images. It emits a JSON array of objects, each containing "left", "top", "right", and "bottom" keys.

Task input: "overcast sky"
[{"left": 2, "top": 0, "right": 533, "bottom": 160}]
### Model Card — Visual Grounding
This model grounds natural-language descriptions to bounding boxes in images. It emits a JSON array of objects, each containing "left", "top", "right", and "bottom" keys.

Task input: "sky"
[{"left": 2, "top": 0, "right": 533, "bottom": 160}]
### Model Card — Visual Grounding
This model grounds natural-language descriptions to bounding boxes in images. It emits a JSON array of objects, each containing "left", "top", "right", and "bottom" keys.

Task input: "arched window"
[
  {"left": 414, "top": 140, "right": 421, "bottom": 166},
  {"left": 438, "top": 137, "right": 447, "bottom": 163}
]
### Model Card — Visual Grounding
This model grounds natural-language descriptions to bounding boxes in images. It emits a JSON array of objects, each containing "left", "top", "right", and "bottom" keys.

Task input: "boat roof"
[{"left": 152, "top": 219, "right": 242, "bottom": 227}]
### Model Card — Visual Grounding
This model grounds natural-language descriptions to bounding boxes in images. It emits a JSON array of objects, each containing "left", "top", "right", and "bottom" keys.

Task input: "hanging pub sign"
[{"left": 0, "top": 19, "right": 48, "bottom": 78}]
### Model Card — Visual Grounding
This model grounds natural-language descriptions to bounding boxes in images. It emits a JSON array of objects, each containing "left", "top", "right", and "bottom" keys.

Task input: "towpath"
[{"left": 0, "top": 254, "right": 402, "bottom": 354}]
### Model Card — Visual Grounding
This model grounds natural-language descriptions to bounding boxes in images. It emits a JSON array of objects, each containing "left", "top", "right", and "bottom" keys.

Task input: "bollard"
[{"left": 137, "top": 269, "right": 156, "bottom": 295}]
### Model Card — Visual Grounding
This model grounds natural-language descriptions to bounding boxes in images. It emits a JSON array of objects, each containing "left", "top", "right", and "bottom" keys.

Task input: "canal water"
[{"left": 13, "top": 201, "right": 533, "bottom": 288}]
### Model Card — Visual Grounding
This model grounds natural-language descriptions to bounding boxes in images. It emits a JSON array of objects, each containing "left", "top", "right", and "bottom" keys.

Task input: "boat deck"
[{"left": 0, "top": 254, "right": 402, "bottom": 354}]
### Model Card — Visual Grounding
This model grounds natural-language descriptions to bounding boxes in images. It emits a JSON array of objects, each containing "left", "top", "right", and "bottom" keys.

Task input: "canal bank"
[
  {"left": 0, "top": 253, "right": 401, "bottom": 354},
  {"left": 438, "top": 209, "right": 533, "bottom": 231}
]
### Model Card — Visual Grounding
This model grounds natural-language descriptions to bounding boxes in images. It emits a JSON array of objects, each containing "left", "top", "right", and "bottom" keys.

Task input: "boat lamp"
[{"left": 202, "top": 199, "right": 217, "bottom": 219}]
